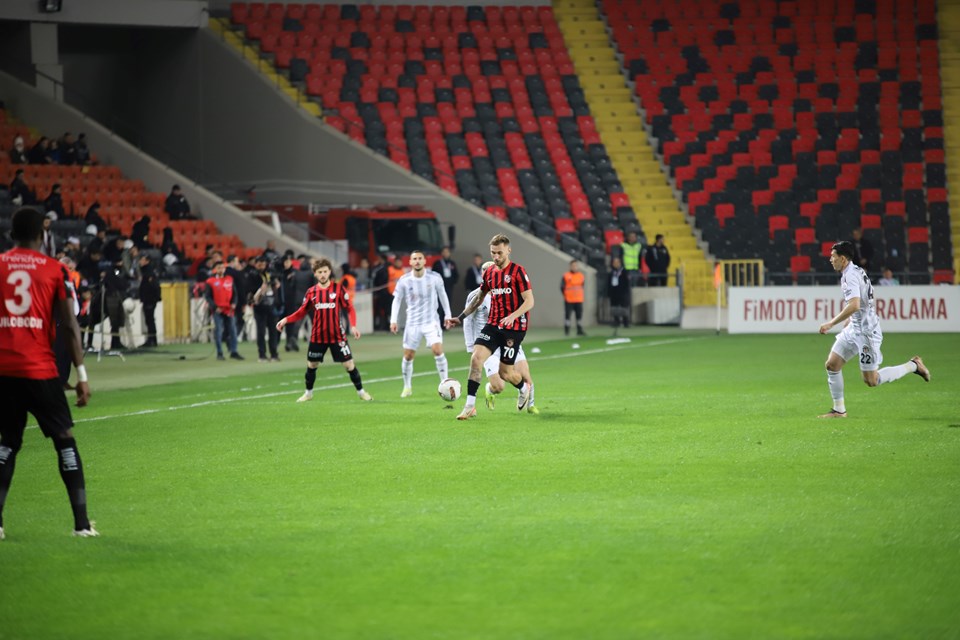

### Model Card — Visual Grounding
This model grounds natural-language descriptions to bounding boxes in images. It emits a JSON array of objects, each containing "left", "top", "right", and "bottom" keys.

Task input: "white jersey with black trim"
[
  {"left": 462, "top": 288, "right": 490, "bottom": 351},
  {"left": 839, "top": 262, "right": 882, "bottom": 337},
  {"left": 390, "top": 269, "right": 452, "bottom": 326}
]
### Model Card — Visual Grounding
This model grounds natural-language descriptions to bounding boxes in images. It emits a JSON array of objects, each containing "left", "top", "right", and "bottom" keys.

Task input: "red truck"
[{"left": 259, "top": 205, "right": 448, "bottom": 267}]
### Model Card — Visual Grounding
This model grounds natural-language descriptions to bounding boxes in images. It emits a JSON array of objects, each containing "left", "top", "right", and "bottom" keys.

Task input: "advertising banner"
[{"left": 728, "top": 286, "right": 960, "bottom": 333}]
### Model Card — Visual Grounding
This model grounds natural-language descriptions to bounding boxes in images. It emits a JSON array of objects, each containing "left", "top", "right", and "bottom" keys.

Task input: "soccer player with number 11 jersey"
[{"left": 277, "top": 258, "right": 373, "bottom": 403}]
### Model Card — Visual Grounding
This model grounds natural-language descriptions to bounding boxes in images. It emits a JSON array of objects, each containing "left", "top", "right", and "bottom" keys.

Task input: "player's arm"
[
  {"left": 56, "top": 296, "right": 90, "bottom": 407},
  {"left": 345, "top": 289, "right": 360, "bottom": 339},
  {"left": 502, "top": 289, "right": 535, "bottom": 327},
  {"left": 389, "top": 278, "right": 404, "bottom": 333},
  {"left": 446, "top": 286, "right": 484, "bottom": 328},
  {"left": 462, "top": 290, "right": 479, "bottom": 351},
  {"left": 277, "top": 292, "right": 309, "bottom": 330},
  {"left": 819, "top": 296, "right": 860, "bottom": 334},
  {"left": 437, "top": 276, "right": 453, "bottom": 321}
]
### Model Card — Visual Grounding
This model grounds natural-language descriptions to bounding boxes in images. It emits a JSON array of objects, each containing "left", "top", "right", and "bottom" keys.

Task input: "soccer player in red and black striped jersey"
[
  {"left": 0, "top": 208, "right": 98, "bottom": 540},
  {"left": 276, "top": 258, "right": 373, "bottom": 403},
  {"left": 446, "top": 234, "right": 534, "bottom": 420}
]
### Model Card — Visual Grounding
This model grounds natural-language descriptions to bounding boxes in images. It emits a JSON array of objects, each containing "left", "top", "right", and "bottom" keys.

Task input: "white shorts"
[
  {"left": 402, "top": 322, "right": 443, "bottom": 351},
  {"left": 832, "top": 325, "right": 884, "bottom": 371},
  {"left": 483, "top": 346, "right": 526, "bottom": 378}
]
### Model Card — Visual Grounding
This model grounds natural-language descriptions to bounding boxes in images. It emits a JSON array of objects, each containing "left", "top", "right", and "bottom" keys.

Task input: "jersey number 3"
[{"left": 5, "top": 270, "right": 33, "bottom": 316}]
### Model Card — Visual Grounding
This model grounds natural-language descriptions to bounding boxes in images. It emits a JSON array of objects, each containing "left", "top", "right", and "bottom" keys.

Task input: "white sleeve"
[
  {"left": 437, "top": 275, "right": 453, "bottom": 320},
  {"left": 462, "top": 289, "right": 478, "bottom": 352},
  {"left": 389, "top": 278, "right": 404, "bottom": 324}
]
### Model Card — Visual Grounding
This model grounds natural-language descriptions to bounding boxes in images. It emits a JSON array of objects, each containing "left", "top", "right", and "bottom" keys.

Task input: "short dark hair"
[
  {"left": 831, "top": 240, "right": 856, "bottom": 261},
  {"left": 11, "top": 207, "right": 44, "bottom": 243}
]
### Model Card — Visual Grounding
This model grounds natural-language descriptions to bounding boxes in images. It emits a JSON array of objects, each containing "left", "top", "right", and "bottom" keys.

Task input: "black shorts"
[
  {"left": 307, "top": 341, "right": 353, "bottom": 364},
  {"left": 474, "top": 324, "right": 526, "bottom": 365},
  {"left": 0, "top": 376, "right": 74, "bottom": 439}
]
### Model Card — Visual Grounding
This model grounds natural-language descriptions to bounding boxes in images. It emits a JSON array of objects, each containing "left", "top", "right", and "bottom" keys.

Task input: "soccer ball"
[{"left": 438, "top": 378, "right": 462, "bottom": 402}]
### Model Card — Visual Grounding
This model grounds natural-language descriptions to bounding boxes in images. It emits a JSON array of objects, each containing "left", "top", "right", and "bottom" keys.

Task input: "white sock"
[
  {"left": 827, "top": 370, "right": 845, "bottom": 413},
  {"left": 485, "top": 382, "right": 495, "bottom": 396},
  {"left": 465, "top": 395, "right": 476, "bottom": 408},
  {"left": 435, "top": 354, "right": 448, "bottom": 380},
  {"left": 528, "top": 383, "right": 535, "bottom": 406},
  {"left": 401, "top": 358, "right": 413, "bottom": 388},
  {"left": 877, "top": 361, "right": 917, "bottom": 385}
]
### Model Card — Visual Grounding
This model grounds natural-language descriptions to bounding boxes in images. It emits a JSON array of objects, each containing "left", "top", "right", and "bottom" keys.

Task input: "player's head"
[
  {"left": 212, "top": 260, "right": 225, "bottom": 276},
  {"left": 489, "top": 234, "right": 512, "bottom": 268},
  {"left": 830, "top": 241, "right": 856, "bottom": 271},
  {"left": 312, "top": 258, "right": 333, "bottom": 283},
  {"left": 409, "top": 250, "right": 425, "bottom": 273},
  {"left": 11, "top": 207, "right": 45, "bottom": 246}
]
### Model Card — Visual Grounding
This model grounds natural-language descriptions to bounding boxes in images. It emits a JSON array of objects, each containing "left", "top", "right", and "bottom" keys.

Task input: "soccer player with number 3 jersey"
[
  {"left": 446, "top": 234, "right": 534, "bottom": 420},
  {"left": 277, "top": 258, "right": 373, "bottom": 404},
  {"left": 817, "top": 241, "right": 930, "bottom": 419},
  {"left": 0, "top": 208, "right": 98, "bottom": 540}
]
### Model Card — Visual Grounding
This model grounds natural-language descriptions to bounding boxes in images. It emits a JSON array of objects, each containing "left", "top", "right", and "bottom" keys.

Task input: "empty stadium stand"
[
  {"left": 605, "top": 0, "right": 952, "bottom": 284},
  {"left": 226, "top": 2, "right": 644, "bottom": 272}
]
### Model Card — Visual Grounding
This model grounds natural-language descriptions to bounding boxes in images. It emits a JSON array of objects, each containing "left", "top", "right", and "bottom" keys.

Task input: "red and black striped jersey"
[
  {"left": 286, "top": 281, "right": 356, "bottom": 344},
  {"left": 482, "top": 261, "right": 531, "bottom": 332}
]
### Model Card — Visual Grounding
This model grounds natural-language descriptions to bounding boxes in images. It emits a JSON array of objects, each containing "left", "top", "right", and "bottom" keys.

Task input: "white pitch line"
[{"left": 61, "top": 336, "right": 701, "bottom": 427}]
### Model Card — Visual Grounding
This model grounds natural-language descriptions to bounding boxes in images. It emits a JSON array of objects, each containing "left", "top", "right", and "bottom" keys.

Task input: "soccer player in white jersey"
[
  {"left": 462, "top": 262, "right": 538, "bottom": 414},
  {"left": 817, "top": 241, "right": 930, "bottom": 418},
  {"left": 390, "top": 250, "right": 453, "bottom": 397}
]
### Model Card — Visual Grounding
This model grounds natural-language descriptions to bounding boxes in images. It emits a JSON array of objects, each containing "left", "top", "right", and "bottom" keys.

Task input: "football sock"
[
  {"left": 827, "top": 370, "right": 846, "bottom": 413},
  {"left": 877, "top": 361, "right": 918, "bottom": 385},
  {"left": 54, "top": 438, "right": 90, "bottom": 531},
  {"left": 513, "top": 381, "right": 525, "bottom": 391},
  {"left": 485, "top": 382, "right": 498, "bottom": 397},
  {"left": 0, "top": 440, "right": 22, "bottom": 528},
  {"left": 349, "top": 367, "right": 363, "bottom": 390},
  {"left": 305, "top": 367, "right": 317, "bottom": 391},
  {"left": 465, "top": 379, "right": 480, "bottom": 408},
  {"left": 528, "top": 383, "right": 536, "bottom": 406},
  {"left": 401, "top": 358, "right": 413, "bottom": 388},
  {"left": 434, "top": 354, "right": 448, "bottom": 380}
]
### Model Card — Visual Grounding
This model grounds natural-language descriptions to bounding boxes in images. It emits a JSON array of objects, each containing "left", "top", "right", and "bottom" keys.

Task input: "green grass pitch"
[{"left": 2, "top": 328, "right": 958, "bottom": 639}]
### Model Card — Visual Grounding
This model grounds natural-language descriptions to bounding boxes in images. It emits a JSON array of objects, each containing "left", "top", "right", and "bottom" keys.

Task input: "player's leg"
[
  {"left": 298, "top": 343, "right": 324, "bottom": 402},
  {"left": 400, "top": 350, "right": 416, "bottom": 397},
  {"left": 515, "top": 353, "right": 538, "bottom": 414},
  {"left": 400, "top": 325, "right": 419, "bottom": 397},
  {"left": 339, "top": 343, "right": 372, "bottom": 401},
  {"left": 30, "top": 379, "right": 97, "bottom": 536},
  {"left": 820, "top": 334, "right": 856, "bottom": 417},
  {"left": 483, "top": 350, "right": 503, "bottom": 410},
  {"left": 458, "top": 343, "right": 492, "bottom": 420},
  {"left": 426, "top": 324, "right": 448, "bottom": 381},
  {"left": 872, "top": 338, "right": 930, "bottom": 385},
  {"left": 495, "top": 331, "right": 530, "bottom": 410},
  {"left": 0, "top": 379, "right": 29, "bottom": 538}
]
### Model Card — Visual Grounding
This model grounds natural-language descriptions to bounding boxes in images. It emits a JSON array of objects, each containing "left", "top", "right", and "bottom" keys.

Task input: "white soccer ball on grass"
[{"left": 438, "top": 378, "right": 462, "bottom": 402}]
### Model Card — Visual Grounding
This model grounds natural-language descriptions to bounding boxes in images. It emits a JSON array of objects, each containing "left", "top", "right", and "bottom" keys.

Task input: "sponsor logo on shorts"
[{"left": 478, "top": 332, "right": 491, "bottom": 341}]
